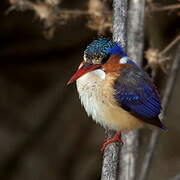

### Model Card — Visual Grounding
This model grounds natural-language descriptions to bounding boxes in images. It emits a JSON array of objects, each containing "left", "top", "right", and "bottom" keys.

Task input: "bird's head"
[{"left": 67, "top": 37, "right": 127, "bottom": 84}]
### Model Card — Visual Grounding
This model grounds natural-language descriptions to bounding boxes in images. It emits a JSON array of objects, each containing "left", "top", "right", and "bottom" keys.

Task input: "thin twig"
[
  {"left": 160, "top": 34, "right": 180, "bottom": 55},
  {"left": 101, "top": 0, "right": 128, "bottom": 179},
  {"left": 149, "top": 4, "right": 180, "bottom": 12},
  {"left": 58, "top": 10, "right": 89, "bottom": 15},
  {"left": 7, "top": 0, "right": 112, "bottom": 38},
  {"left": 138, "top": 43, "right": 180, "bottom": 180},
  {"left": 118, "top": 1, "right": 145, "bottom": 180}
]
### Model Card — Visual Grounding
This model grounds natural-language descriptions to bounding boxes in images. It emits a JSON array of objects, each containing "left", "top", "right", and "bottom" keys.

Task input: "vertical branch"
[
  {"left": 118, "top": 0, "right": 145, "bottom": 180},
  {"left": 127, "top": 0, "right": 145, "bottom": 65},
  {"left": 138, "top": 43, "right": 180, "bottom": 180},
  {"left": 101, "top": 130, "right": 120, "bottom": 180},
  {"left": 101, "top": 0, "right": 128, "bottom": 180},
  {"left": 112, "top": 0, "right": 128, "bottom": 48}
]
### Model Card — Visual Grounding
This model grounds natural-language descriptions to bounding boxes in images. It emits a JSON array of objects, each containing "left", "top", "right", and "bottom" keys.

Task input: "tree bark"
[
  {"left": 118, "top": 1, "right": 145, "bottom": 180},
  {"left": 101, "top": 0, "right": 128, "bottom": 179}
]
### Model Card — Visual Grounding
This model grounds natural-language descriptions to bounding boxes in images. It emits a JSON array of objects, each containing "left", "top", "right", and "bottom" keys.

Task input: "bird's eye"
[{"left": 101, "top": 54, "right": 110, "bottom": 64}]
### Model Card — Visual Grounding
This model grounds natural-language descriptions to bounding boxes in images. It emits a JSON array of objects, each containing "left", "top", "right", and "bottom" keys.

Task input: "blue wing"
[{"left": 114, "top": 63, "right": 165, "bottom": 129}]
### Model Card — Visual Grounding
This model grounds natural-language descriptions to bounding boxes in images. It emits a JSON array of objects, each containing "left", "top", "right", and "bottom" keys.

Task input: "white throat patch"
[
  {"left": 119, "top": 57, "right": 128, "bottom": 64},
  {"left": 91, "top": 69, "right": 106, "bottom": 80}
]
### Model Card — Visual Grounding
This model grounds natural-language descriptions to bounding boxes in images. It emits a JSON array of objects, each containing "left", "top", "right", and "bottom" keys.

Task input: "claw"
[{"left": 100, "top": 132, "right": 124, "bottom": 153}]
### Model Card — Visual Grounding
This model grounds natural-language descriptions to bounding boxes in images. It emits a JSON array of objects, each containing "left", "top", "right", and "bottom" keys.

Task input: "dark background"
[{"left": 0, "top": 0, "right": 180, "bottom": 180}]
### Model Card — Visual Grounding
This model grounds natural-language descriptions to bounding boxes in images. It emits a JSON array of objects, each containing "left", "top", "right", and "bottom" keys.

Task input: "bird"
[{"left": 67, "top": 37, "right": 166, "bottom": 152}]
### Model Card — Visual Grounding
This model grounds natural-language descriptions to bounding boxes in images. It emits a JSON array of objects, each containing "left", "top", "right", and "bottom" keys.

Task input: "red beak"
[{"left": 67, "top": 63, "right": 102, "bottom": 85}]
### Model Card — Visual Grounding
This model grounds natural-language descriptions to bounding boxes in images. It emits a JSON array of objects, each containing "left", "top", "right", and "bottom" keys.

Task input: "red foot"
[{"left": 100, "top": 132, "right": 124, "bottom": 153}]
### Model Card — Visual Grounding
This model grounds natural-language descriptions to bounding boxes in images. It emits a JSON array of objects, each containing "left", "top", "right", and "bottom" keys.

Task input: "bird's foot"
[{"left": 100, "top": 132, "right": 124, "bottom": 153}]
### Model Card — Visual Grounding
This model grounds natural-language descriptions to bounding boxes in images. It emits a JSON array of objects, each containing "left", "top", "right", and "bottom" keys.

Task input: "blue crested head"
[
  {"left": 107, "top": 45, "right": 126, "bottom": 57},
  {"left": 84, "top": 37, "right": 127, "bottom": 64}
]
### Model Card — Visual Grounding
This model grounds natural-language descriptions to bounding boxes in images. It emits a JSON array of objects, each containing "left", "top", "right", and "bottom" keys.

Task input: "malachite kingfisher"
[{"left": 67, "top": 37, "right": 166, "bottom": 152}]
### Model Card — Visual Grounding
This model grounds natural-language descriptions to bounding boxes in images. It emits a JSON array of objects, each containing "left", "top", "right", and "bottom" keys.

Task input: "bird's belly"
[{"left": 76, "top": 71, "right": 143, "bottom": 131}]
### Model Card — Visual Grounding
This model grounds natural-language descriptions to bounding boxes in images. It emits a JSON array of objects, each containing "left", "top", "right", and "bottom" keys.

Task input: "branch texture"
[
  {"left": 101, "top": 130, "right": 120, "bottom": 180},
  {"left": 118, "top": 1, "right": 145, "bottom": 180},
  {"left": 101, "top": 0, "right": 128, "bottom": 179},
  {"left": 112, "top": 0, "right": 128, "bottom": 48}
]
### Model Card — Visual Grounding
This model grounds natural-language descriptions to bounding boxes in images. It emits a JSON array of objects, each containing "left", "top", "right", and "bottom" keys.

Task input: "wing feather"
[{"left": 113, "top": 63, "right": 166, "bottom": 129}]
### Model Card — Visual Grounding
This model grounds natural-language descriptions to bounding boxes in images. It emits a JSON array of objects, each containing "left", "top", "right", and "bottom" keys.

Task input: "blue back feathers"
[
  {"left": 108, "top": 45, "right": 126, "bottom": 57},
  {"left": 84, "top": 37, "right": 126, "bottom": 63},
  {"left": 113, "top": 65, "right": 165, "bottom": 129}
]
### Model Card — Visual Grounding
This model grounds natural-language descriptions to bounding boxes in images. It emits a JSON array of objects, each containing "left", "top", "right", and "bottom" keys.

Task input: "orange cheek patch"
[{"left": 103, "top": 55, "right": 126, "bottom": 73}]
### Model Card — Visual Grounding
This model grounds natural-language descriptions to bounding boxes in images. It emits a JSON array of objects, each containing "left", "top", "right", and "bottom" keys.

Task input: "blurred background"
[{"left": 0, "top": 0, "right": 179, "bottom": 180}]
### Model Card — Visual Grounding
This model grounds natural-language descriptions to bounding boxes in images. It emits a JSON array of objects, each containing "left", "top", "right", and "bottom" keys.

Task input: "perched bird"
[{"left": 68, "top": 37, "right": 166, "bottom": 152}]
